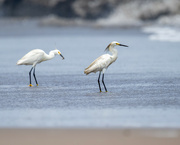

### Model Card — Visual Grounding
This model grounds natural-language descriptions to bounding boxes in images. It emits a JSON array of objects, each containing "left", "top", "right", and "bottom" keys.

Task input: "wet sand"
[{"left": 1, "top": 128, "right": 180, "bottom": 145}]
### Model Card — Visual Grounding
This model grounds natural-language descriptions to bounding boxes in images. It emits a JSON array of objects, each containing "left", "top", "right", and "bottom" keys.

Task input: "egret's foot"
[
  {"left": 106, "top": 91, "right": 108, "bottom": 92},
  {"left": 100, "top": 91, "right": 102, "bottom": 93},
  {"left": 29, "top": 84, "right": 33, "bottom": 87},
  {"left": 36, "top": 84, "right": 39, "bottom": 86}
]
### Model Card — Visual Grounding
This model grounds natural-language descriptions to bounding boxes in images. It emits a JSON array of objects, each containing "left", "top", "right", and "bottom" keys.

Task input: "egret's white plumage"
[
  {"left": 17, "top": 49, "right": 64, "bottom": 86},
  {"left": 84, "top": 41, "right": 128, "bottom": 92},
  {"left": 17, "top": 49, "right": 64, "bottom": 66},
  {"left": 84, "top": 53, "right": 117, "bottom": 75}
]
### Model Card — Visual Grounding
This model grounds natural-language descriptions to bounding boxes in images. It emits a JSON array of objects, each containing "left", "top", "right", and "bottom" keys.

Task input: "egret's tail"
[
  {"left": 16, "top": 60, "right": 21, "bottom": 65},
  {"left": 84, "top": 68, "right": 90, "bottom": 75},
  {"left": 16, "top": 59, "right": 23, "bottom": 65}
]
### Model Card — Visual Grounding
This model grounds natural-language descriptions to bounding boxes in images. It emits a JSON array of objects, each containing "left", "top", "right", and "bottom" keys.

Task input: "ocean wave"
[
  {"left": 142, "top": 27, "right": 180, "bottom": 42},
  {"left": 38, "top": 0, "right": 180, "bottom": 28},
  {"left": 2, "top": 0, "right": 178, "bottom": 28},
  {"left": 96, "top": 0, "right": 180, "bottom": 27}
]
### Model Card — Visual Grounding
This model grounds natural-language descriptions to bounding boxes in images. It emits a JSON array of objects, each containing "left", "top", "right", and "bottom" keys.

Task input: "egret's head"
[
  {"left": 55, "top": 49, "right": 65, "bottom": 60},
  {"left": 105, "top": 41, "right": 128, "bottom": 51}
]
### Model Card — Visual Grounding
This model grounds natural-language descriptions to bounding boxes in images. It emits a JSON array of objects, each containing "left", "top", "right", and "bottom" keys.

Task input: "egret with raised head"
[
  {"left": 84, "top": 41, "right": 128, "bottom": 92},
  {"left": 17, "top": 49, "right": 64, "bottom": 87}
]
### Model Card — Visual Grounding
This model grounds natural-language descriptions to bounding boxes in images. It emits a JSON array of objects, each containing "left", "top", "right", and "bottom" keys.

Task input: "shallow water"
[{"left": 0, "top": 23, "right": 180, "bottom": 128}]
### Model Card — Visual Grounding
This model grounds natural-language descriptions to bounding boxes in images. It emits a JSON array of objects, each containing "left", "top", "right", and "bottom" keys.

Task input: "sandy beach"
[{"left": 1, "top": 128, "right": 180, "bottom": 145}]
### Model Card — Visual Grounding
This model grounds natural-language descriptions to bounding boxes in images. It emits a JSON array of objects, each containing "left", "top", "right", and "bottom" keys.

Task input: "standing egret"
[
  {"left": 84, "top": 41, "right": 128, "bottom": 92},
  {"left": 17, "top": 49, "right": 64, "bottom": 87}
]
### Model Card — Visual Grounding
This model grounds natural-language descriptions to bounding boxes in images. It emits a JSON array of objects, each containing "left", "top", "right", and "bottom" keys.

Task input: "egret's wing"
[
  {"left": 17, "top": 49, "right": 44, "bottom": 65},
  {"left": 84, "top": 54, "right": 112, "bottom": 74}
]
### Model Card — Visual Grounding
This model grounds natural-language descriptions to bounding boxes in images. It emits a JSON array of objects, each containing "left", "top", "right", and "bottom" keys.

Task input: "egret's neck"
[
  {"left": 109, "top": 46, "right": 118, "bottom": 59},
  {"left": 44, "top": 51, "right": 56, "bottom": 61}
]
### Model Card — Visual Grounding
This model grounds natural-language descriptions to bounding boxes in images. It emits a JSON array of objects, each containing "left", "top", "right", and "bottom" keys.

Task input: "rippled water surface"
[{"left": 0, "top": 23, "right": 180, "bottom": 128}]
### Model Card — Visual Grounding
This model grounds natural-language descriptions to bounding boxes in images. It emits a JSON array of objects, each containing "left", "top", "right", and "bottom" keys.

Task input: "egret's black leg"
[
  {"left": 29, "top": 67, "right": 33, "bottom": 87},
  {"left": 98, "top": 71, "right": 102, "bottom": 92},
  {"left": 102, "top": 73, "right": 107, "bottom": 92},
  {"left": 33, "top": 67, "right": 38, "bottom": 86}
]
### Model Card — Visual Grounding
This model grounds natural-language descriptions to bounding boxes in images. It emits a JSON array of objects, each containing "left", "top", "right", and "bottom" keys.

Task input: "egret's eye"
[
  {"left": 58, "top": 51, "right": 61, "bottom": 55},
  {"left": 116, "top": 43, "right": 120, "bottom": 45}
]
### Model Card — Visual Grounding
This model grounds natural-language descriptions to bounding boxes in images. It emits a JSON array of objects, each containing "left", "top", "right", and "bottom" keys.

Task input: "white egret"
[
  {"left": 84, "top": 41, "right": 128, "bottom": 92},
  {"left": 17, "top": 49, "right": 64, "bottom": 87}
]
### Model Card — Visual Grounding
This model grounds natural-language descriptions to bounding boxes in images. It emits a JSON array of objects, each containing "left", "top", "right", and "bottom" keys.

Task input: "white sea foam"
[
  {"left": 143, "top": 27, "right": 180, "bottom": 42},
  {"left": 96, "top": 0, "right": 180, "bottom": 27},
  {"left": 38, "top": 0, "right": 180, "bottom": 28}
]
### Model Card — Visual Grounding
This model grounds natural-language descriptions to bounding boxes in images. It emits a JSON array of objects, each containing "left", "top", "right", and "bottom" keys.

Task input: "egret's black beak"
[
  {"left": 119, "top": 44, "right": 128, "bottom": 47},
  {"left": 60, "top": 54, "right": 65, "bottom": 60}
]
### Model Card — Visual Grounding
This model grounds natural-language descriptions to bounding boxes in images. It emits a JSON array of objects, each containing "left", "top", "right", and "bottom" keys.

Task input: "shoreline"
[{"left": 0, "top": 128, "right": 180, "bottom": 145}]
